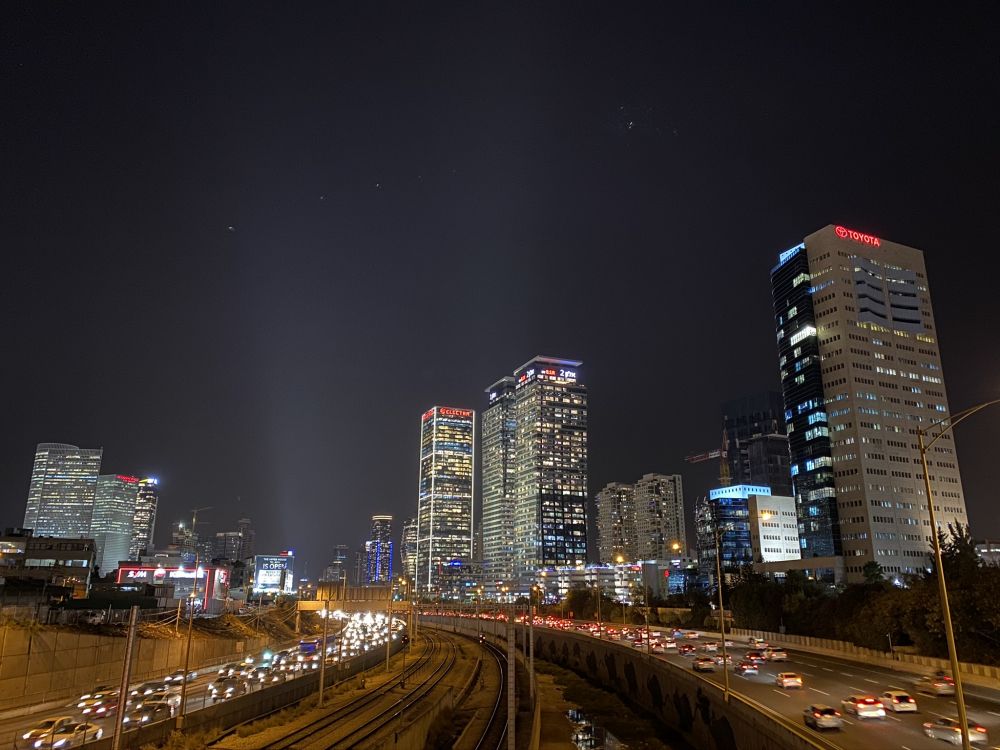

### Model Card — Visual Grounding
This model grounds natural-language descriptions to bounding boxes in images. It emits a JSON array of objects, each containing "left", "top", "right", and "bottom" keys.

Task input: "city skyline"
[{"left": 3, "top": 6, "right": 998, "bottom": 577}]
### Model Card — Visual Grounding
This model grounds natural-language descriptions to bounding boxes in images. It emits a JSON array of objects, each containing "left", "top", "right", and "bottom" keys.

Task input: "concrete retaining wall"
[
  {"left": 731, "top": 628, "right": 1000, "bottom": 689},
  {"left": 424, "top": 616, "right": 836, "bottom": 750},
  {"left": 0, "top": 625, "right": 270, "bottom": 711}
]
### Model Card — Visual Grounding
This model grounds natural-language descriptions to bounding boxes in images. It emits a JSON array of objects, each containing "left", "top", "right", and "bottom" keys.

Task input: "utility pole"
[
  {"left": 713, "top": 518, "right": 731, "bottom": 702},
  {"left": 178, "top": 594, "right": 196, "bottom": 727},
  {"left": 318, "top": 600, "right": 330, "bottom": 707},
  {"left": 506, "top": 599, "right": 516, "bottom": 750},
  {"left": 111, "top": 606, "right": 139, "bottom": 750},
  {"left": 528, "top": 592, "right": 536, "bottom": 702},
  {"left": 385, "top": 588, "right": 393, "bottom": 672}
]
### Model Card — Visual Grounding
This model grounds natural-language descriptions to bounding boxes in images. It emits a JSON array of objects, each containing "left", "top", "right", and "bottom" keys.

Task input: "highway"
[{"left": 564, "top": 624, "right": 1000, "bottom": 750}]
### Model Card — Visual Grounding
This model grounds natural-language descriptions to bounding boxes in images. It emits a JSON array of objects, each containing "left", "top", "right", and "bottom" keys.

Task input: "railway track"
[
  {"left": 263, "top": 629, "right": 460, "bottom": 750},
  {"left": 471, "top": 637, "right": 508, "bottom": 750}
]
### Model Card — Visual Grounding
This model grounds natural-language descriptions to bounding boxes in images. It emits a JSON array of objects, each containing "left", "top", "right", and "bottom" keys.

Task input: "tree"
[{"left": 862, "top": 561, "right": 885, "bottom": 584}]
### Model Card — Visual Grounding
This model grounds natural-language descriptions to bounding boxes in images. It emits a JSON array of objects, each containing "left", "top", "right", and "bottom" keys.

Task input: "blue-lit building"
[
  {"left": 365, "top": 515, "right": 393, "bottom": 584},
  {"left": 696, "top": 485, "right": 765, "bottom": 588}
]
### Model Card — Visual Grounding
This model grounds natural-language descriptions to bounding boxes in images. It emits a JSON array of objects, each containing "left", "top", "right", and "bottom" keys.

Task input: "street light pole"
[
  {"left": 178, "top": 593, "right": 195, "bottom": 728},
  {"left": 917, "top": 398, "right": 1000, "bottom": 750},
  {"left": 318, "top": 600, "right": 330, "bottom": 707},
  {"left": 713, "top": 515, "right": 731, "bottom": 702},
  {"left": 594, "top": 578, "right": 602, "bottom": 639}
]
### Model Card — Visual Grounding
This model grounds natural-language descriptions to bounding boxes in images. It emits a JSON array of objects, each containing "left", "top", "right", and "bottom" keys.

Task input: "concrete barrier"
[
  {"left": 424, "top": 616, "right": 836, "bottom": 750},
  {"left": 0, "top": 624, "right": 270, "bottom": 711}
]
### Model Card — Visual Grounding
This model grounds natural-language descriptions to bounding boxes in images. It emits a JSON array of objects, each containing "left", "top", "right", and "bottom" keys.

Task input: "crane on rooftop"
[{"left": 684, "top": 427, "right": 732, "bottom": 487}]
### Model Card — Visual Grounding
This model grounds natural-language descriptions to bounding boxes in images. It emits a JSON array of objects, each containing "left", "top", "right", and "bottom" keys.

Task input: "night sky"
[{"left": 4, "top": 4, "right": 999, "bottom": 576}]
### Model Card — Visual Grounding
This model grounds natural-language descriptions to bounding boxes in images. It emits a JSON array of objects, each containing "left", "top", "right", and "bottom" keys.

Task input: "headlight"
[
  {"left": 22, "top": 733, "right": 32, "bottom": 740},
  {"left": 54, "top": 739, "right": 67, "bottom": 747}
]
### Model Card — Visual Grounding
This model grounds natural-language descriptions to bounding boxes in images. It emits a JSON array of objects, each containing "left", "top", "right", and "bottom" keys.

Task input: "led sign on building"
[
  {"left": 115, "top": 564, "right": 228, "bottom": 609},
  {"left": 253, "top": 554, "right": 294, "bottom": 594},
  {"left": 834, "top": 225, "right": 881, "bottom": 247}
]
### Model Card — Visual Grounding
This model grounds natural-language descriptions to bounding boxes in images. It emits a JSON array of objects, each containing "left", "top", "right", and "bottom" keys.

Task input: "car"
[
  {"left": 122, "top": 700, "right": 175, "bottom": 727},
  {"left": 129, "top": 680, "right": 166, "bottom": 697},
  {"left": 662, "top": 639, "right": 677, "bottom": 649},
  {"left": 209, "top": 677, "right": 249, "bottom": 702},
  {"left": 915, "top": 674, "right": 956, "bottom": 696},
  {"left": 763, "top": 648, "right": 788, "bottom": 661},
  {"left": 684, "top": 630, "right": 701, "bottom": 639},
  {"left": 745, "top": 650, "right": 766, "bottom": 664},
  {"left": 78, "top": 693, "right": 120, "bottom": 716},
  {"left": 923, "top": 717, "right": 989, "bottom": 745},
  {"left": 775, "top": 672, "right": 803, "bottom": 689},
  {"left": 164, "top": 669, "right": 197, "bottom": 683},
  {"left": 77, "top": 686, "right": 117, "bottom": 701},
  {"left": 701, "top": 641, "right": 719, "bottom": 653},
  {"left": 803, "top": 704, "right": 843, "bottom": 730},
  {"left": 678, "top": 644, "right": 697, "bottom": 656},
  {"left": 632, "top": 640, "right": 645, "bottom": 650},
  {"left": 692, "top": 657, "right": 716, "bottom": 672},
  {"left": 734, "top": 661, "right": 758, "bottom": 676},
  {"left": 248, "top": 666, "right": 287, "bottom": 685},
  {"left": 16, "top": 718, "right": 77, "bottom": 749},
  {"left": 650, "top": 643, "right": 665, "bottom": 654},
  {"left": 840, "top": 695, "right": 886, "bottom": 719},
  {"left": 714, "top": 654, "right": 734, "bottom": 666},
  {"left": 132, "top": 687, "right": 181, "bottom": 710},
  {"left": 881, "top": 690, "right": 918, "bottom": 712},
  {"left": 218, "top": 662, "right": 243, "bottom": 677},
  {"left": 748, "top": 637, "right": 769, "bottom": 649},
  {"left": 34, "top": 722, "right": 104, "bottom": 748}
]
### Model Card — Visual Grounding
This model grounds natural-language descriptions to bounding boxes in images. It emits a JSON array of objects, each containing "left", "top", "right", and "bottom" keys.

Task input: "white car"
[
  {"left": 841, "top": 695, "right": 886, "bottom": 719},
  {"left": 923, "top": 717, "right": 989, "bottom": 745},
  {"left": 881, "top": 690, "right": 918, "bottom": 712},
  {"left": 776, "top": 672, "right": 803, "bottom": 689},
  {"left": 763, "top": 648, "right": 788, "bottom": 661},
  {"left": 16, "top": 717, "right": 76, "bottom": 749}
]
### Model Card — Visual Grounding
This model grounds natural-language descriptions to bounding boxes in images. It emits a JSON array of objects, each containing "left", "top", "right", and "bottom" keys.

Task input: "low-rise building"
[{"left": 0, "top": 528, "right": 96, "bottom": 598}]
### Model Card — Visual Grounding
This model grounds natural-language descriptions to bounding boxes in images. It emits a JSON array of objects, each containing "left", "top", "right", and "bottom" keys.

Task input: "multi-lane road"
[{"left": 569, "top": 624, "right": 1000, "bottom": 750}]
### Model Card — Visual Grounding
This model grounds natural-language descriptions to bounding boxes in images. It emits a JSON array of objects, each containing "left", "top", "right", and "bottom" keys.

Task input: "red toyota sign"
[{"left": 834, "top": 225, "right": 880, "bottom": 247}]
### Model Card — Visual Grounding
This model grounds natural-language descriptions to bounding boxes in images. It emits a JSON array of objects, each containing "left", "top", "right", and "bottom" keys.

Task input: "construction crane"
[
  {"left": 190, "top": 506, "right": 213, "bottom": 529},
  {"left": 684, "top": 428, "right": 732, "bottom": 487}
]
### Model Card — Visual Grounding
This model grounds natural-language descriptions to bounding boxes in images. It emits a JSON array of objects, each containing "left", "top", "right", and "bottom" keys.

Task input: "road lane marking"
[
  {"left": 849, "top": 686, "right": 865, "bottom": 692},
  {"left": 901, "top": 745, "right": 912, "bottom": 750},
  {"left": 809, "top": 688, "right": 831, "bottom": 696},
  {"left": 800, "top": 672, "right": 813, "bottom": 676},
  {"left": 841, "top": 672, "right": 855, "bottom": 677},
  {"left": 988, "top": 711, "right": 1000, "bottom": 717},
  {"left": 864, "top": 678, "right": 879, "bottom": 684},
  {"left": 772, "top": 689, "right": 792, "bottom": 698},
  {"left": 886, "top": 714, "right": 901, "bottom": 722},
  {"left": 822, "top": 667, "right": 834, "bottom": 672}
]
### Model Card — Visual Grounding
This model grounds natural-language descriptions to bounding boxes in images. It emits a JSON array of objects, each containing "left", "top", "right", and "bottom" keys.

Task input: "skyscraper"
[
  {"left": 90, "top": 474, "right": 138, "bottom": 576},
  {"left": 722, "top": 392, "right": 793, "bottom": 496},
  {"left": 129, "top": 478, "right": 159, "bottom": 559},
  {"left": 595, "top": 483, "right": 636, "bottom": 563},
  {"left": 771, "top": 224, "right": 969, "bottom": 582},
  {"left": 513, "top": 357, "right": 587, "bottom": 582},
  {"left": 415, "top": 406, "right": 474, "bottom": 594},
  {"left": 24, "top": 443, "right": 103, "bottom": 538},
  {"left": 481, "top": 376, "right": 517, "bottom": 588},
  {"left": 366, "top": 514, "right": 393, "bottom": 584},
  {"left": 696, "top": 484, "right": 768, "bottom": 587},
  {"left": 322, "top": 544, "right": 350, "bottom": 582},
  {"left": 400, "top": 517, "right": 417, "bottom": 581},
  {"left": 634, "top": 473, "right": 686, "bottom": 560}
]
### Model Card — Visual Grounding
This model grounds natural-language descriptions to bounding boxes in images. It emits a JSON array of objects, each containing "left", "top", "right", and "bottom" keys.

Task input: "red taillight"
[
  {"left": 975, "top": 726, "right": 987, "bottom": 733},
  {"left": 813, "top": 712, "right": 821, "bottom": 718},
  {"left": 834, "top": 711, "right": 841, "bottom": 717}
]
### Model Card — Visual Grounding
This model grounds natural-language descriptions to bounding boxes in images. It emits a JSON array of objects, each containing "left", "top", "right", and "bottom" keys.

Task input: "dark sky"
[{"left": 3, "top": 4, "right": 999, "bottom": 577}]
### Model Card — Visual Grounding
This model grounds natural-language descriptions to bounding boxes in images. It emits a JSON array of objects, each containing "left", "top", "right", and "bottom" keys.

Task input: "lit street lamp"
[{"left": 918, "top": 398, "right": 1000, "bottom": 750}]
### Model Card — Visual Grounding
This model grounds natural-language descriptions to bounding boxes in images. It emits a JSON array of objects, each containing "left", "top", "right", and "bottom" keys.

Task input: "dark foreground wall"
[{"left": 423, "top": 616, "right": 836, "bottom": 750}]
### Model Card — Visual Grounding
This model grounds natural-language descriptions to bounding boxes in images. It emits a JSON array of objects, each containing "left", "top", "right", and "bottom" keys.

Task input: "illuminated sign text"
[{"left": 834, "top": 226, "right": 880, "bottom": 247}]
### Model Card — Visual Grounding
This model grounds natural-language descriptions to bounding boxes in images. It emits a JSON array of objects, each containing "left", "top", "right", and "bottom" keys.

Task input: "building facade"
[
  {"left": 722, "top": 392, "right": 792, "bottom": 496},
  {"left": 772, "top": 225, "right": 969, "bottom": 582},
  {"left": 90, "top": 474, "right": 138, "bottom": 576},
  {"left": 481, "top": 376, "right": 517, "bottom": 590},
  {"left": 634, "top": 473, "right": 686, "bottom": 561},
  {"left": 595, "top": 483, "right": 636, "bottom": 563},
  {"left": 322, "top": 544, "right": 350, "bottom": 582},
  {"left": 129, "top": 478, "right": 159, "bottom": 559},
  {"left": 512, "top": 357, "right": 588, "bottom": 584},
  {"left": 696, "top": 485, "right": 761, "bottom": 588},
  {"left": 366, "top": 514, "right": 393, "bottom": 584},
  {"left": 415, "top": 407, "right": 474, "bottom": 595},
  {"left": 23, "top": 443, "right": 103, "bottom": 539},
  {"left": 400, "top": 518, "right": 417, "bottom": 582},
  {"left": 0, "top": 528, "right": 96, "bottom": 597},
  {"left": 748, "top": 492, "right": 800, "bottom": 562}
]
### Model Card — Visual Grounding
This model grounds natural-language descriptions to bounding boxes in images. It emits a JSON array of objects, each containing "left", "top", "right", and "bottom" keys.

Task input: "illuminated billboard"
[{"left": 253, "top": 554, "right": 294, "bottom": 594}]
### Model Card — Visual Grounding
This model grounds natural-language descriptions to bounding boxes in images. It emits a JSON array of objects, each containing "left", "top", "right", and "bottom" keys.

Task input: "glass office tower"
[
  {"left": 91, "top": 474, "right": 138, "bottom": 575},
  {"left": 415, "top": 407, "right": 474, "bottom": 594},
  {"left": 481, "top": 376, "right": 517, "bottom": 589},
  {"left": 24, "top": 443, "right": 103, "bottom": 538},
  {"left": 129, "top": 478, "right": 159, "bottom": 559}
]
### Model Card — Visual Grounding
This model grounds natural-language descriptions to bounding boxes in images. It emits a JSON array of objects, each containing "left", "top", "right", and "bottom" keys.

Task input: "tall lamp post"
[
  {"left": 918, "top": 398, "right": 1000, "bottom": 750},
  {"left": 592, "top": 576, "right": 603, "bottom": 639},
  {"left": 615, "top": 556, "right": 627, "bottom": 631},
  {"left": 712, "top": 507, "right": 731, "bottom": 702}
]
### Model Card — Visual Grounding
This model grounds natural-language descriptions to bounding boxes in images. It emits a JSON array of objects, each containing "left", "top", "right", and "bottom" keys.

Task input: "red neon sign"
[
  {"left": 116, "top": 475, "right": 139, "bottom": 483},
  {"left": 834, "top": 226, "right": 880, "bottom": 247},
  {"left": 438, "top": 407, "right": 472, "bottom": 418}
]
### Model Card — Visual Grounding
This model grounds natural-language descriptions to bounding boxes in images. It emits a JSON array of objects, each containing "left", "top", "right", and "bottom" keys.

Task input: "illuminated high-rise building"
[
  {"left": 415, "top": 406, "right": 474, "bottom": 594},
  {"left": 90, "top": 474, "right": 138, "bottom": 575},
  {"left": 595, "top": 482, "right": 636, "bottom": 563},
  {"left": 481, "top": 376, "right": 517, "bottom": 589},
  {"left": 400, "top": 517, "right": 417, "bottom": 582},
  {"left": 513, "top": 357, "right": 587, "bottom": 582},
  {"left": 366, "top": 514, "right": 393, "bottom": 584},
  {"left": 23, "top": 443, "right": 103, "bottom": 538},
  {"left": 771, "top": 224, "right": 969, "bottom": 582},
  {"left": 634, "top": 473, "right": 686, "bottom": 561},
  {"left": 129, "top": 478, "right": 159, "bottom": 559}
]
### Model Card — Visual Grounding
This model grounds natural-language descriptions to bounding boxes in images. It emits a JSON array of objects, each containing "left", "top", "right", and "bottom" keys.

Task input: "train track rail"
[
  {"left": 471, "top": 637, "right": 508, "bottom": 750},
  {"left": 263, "top": 629, "right": 459, "bottom": 750}
]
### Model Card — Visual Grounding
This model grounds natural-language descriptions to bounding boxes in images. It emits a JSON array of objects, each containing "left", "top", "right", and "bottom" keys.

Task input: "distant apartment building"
[
  {"left": 90, "top": 474, "right": 138, "bottom": 576},
  {"left": 596, "top": 474, "right": 685, "bottom": 564},
  {"left": 595, "top": 483, "right": 636, "bottom": 563},
  {"left": 772, "top": 225, "right": 969, "bottom": 582},
  {"left": 23, "top": 443, "right": 103, "bottom": 538},
  {"left": 416, "top": 407, "right": 474, "bottom": 595},
  {"left": 322, "top": 544, "right": 350, "bottom": 582},
  {"left": 400, "top": 518, "right": 417, "bottom": 582}
]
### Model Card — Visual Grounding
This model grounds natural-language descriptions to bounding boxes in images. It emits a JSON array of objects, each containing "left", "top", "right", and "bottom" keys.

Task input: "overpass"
[{"left": 295, "top": 584, "right": 392, "bottom": 614}]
